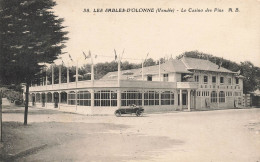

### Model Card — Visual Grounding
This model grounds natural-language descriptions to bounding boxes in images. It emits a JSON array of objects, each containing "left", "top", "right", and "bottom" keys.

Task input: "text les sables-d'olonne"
[{"left": 83, "top": 8, "right": 240, "bottom": 13}]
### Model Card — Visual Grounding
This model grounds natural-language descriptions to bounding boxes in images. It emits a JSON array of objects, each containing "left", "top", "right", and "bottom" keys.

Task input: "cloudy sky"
[{"left": 53, "top": 0, "right": 260, "bottom": 67}]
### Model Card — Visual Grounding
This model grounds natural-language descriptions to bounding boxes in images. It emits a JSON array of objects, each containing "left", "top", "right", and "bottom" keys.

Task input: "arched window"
[
  {"left": 47, "top": 92, "right": 52, "bottom": 103},
  {"left": 68, "top": 91, "right": 76, "bottom": 105},
  {"left": 219, "top": 91, "right": 225, "bottom": 103},
  {"left": 60, "top": 92, "right": 67, "bottom": 103},
  {"left": 36, "top": 93, "right": 41, "bottom": 103},
  {"left": 211, "top": 91, "right": 217, "bottom": 103},
  {"left": 41, "top": 93, "right": 46, "bottom": 100},
  {"left": 53, "top": 92, "right": 59, "bottom": 103},
  {"left": 161, "top": 91, "right": 174, "bottom": 105},
  {"left": 31, "top": 93, "right": 35, "bottom": 102}
]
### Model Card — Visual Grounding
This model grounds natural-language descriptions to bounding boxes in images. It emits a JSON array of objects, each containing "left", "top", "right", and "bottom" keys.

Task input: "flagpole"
[
  {"left": 41, "top": 69, "right": 44, "bottom": 86},
  {"left": 159, "top": 59, "right": 161, "bottom": 81},
  {"left": 67, "top": 62, "right": 70, "bottom": 84},
  {"left": 51, "top": 64, "right": 54, "bottom": 86},
  {"left": 75, "top": 60, "right": 78, "bottom": 110},
  {"left": 90, "top": 51, "right": 94, "bottom": 85},
  {"left": 142, "top": 59, "right": 144, "bottom": 81},
  {"left": 59, "top": 65, "right": 61, "bottom": 85},
  {"left": 76, "top": 60, "right": 78, "bottom": 84},
  {"left": 118, "top": 54, "right": 121, "bottom": 86},
  {"left": 45, "top": 67, "right": 48, "bottom": 86}
]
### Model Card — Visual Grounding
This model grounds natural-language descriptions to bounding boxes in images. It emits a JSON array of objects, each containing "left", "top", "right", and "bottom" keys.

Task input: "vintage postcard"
[{"left": 0, "top": 0, "right": 259, "bottom": 161}]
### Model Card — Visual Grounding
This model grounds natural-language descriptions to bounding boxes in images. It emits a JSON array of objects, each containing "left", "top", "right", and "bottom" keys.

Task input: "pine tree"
[{"left": 0, "top": 0, "right": 68, "bottom": 125}]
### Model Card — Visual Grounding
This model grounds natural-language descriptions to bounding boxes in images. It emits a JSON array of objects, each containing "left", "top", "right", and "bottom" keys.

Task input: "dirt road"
[{"left": 0, "top": 106, "right": 259, "bottom": 162}]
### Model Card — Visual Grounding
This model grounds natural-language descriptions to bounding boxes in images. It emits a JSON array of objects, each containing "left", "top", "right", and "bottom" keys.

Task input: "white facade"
[{"left": 28, "top": 57, "right": 244, "bottom": 114}]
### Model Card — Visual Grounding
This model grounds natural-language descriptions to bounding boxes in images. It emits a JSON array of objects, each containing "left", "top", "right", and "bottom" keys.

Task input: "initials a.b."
[{"left": 228, "top": 8, "right": 240, "bottom": 12}]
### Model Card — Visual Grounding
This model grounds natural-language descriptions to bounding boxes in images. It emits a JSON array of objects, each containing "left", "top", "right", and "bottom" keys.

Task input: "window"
[
  {"left": 228, "top": 78, "right": 231, "bottom": 85},
  {"left": 204, "top": 76, "right": 208, "bottom": 83},
  {"left": 47, "top": 92, "right": 52, "bottom": 103},
  {"left": 219, "top": 91, "right": 225, "bottom": 103},
  {"left": 161, "top": 91, "right": 174, "bottom": 105},
  {"left": 121, "top": 91, "right": 142, "bottom": 106},
  {"left": 211, "top": 91, "right": 217, "bottom": 103},
  {"left": 226, "top": 91, "right": 232, "bottom": 97},
  {"left": 212, "top": 76, "right": 216, "bottom": 83},
  {"left": 220, "top": 77, "right": 224, "bottom": 84},
  {"left": 144, "top": 91, "right": 159, "bottom": 106},
  {"left": 36, "top": 93, "right": 41, "bottom": 103},
  {"left": 68, "top": 91, "right": 76, "bottom": 105},
  {"left": 77, "top": 91, "right": 91, "bottom": 106},
  {"left": 147, "top": 75, "right": 152, "bottom": 81},
  {"left": 100, "top": 91, "right": 110, "bottom": 106},
  {"left": 202, "top": 91, "right": 209, "bottom": 96},
  {"left": 94, "top": 90, "right": 117, "bottom": 106},
  {"left": 31, "top": 94, "right": 35, "bottom": 103},
  {"left": 163, "top": 74, "right": 169, "bottom": 82},
  {"left": 60, "top": 92, "right": 67, "bottom": 103},
  {"left": 236, "top": 78, "right": 239, "bottom": 84},
  {"left": 41, "top": 93, "right": 46, "bottom": 102},
  {"left": 194, "top": 75, "right": 199, "bottom": 82}
]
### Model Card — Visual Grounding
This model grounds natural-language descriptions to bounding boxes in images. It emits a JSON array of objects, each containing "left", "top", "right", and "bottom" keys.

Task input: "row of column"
[{"left": 31, "top": 89, "right": 196, "bottom": 111}]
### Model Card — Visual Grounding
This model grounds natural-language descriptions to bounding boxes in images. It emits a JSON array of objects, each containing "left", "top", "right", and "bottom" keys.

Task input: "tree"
[
  {"left": 144, "top": 58, "right": 156, "bottom": 67},
  {"left": 0, "top": 0, "right": 68, "bottom": 125},
  {"left": 240, "top": 61, "right": 259, "bottom": 93}
]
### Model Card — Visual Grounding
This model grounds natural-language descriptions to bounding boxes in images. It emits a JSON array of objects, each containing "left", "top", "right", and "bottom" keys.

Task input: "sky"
[{"left": 53, "top": 0, "right": 260, "bottom": 67}]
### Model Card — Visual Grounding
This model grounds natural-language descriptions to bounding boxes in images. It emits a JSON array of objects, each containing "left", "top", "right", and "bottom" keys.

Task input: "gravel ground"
[{"left": 0, "top": 106, "right": 259, "bottom": 162}]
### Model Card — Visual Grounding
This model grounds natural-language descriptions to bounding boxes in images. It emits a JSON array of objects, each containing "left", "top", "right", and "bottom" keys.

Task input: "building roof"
[
  {"left": 101, "top": 59, "right": 191, "bottom": 80},
  {"left": 181, "top": 57, "right": 236, "bottom": 73},
  {"left": 101, "top": 57, "right": 236, "bottom": 80}
]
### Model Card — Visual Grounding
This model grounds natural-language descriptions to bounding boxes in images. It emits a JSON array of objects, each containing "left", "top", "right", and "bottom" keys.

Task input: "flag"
[
  {"left": 121, "top": 49, "right": 125, "bottom": 60},
  {"left": 146, "top": 53, "right": 149, "bottom": 59},
  {"left": 114, "top": 49, "right": 117, "bottom": 61},
  {"left": 83, "top": 51, "right": 91, "bottom": 59},
  {"left": 87, "top": 52, "right": 91, "bottom": 59},
  {"left": 82, "top": 51, "right": 87, "bottom": 59},
  {"left": 144, "top": 52, "right": 149, "bottom": 62},
  {"left": 69, "top": 54, "right": 73, "bottom": 61}
]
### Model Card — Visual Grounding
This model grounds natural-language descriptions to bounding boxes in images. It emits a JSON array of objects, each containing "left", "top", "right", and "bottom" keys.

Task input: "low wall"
[
  {"left": 195, "top": 96, "right": 237, "bottom": 110},
  {"left": 143, "top": 105, "right": 177, "bottom": 113}
]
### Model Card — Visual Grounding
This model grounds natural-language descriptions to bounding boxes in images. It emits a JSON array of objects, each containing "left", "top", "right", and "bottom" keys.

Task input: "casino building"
[{"left": 28, "top": 57, "right": 244, "bottom": 114}]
